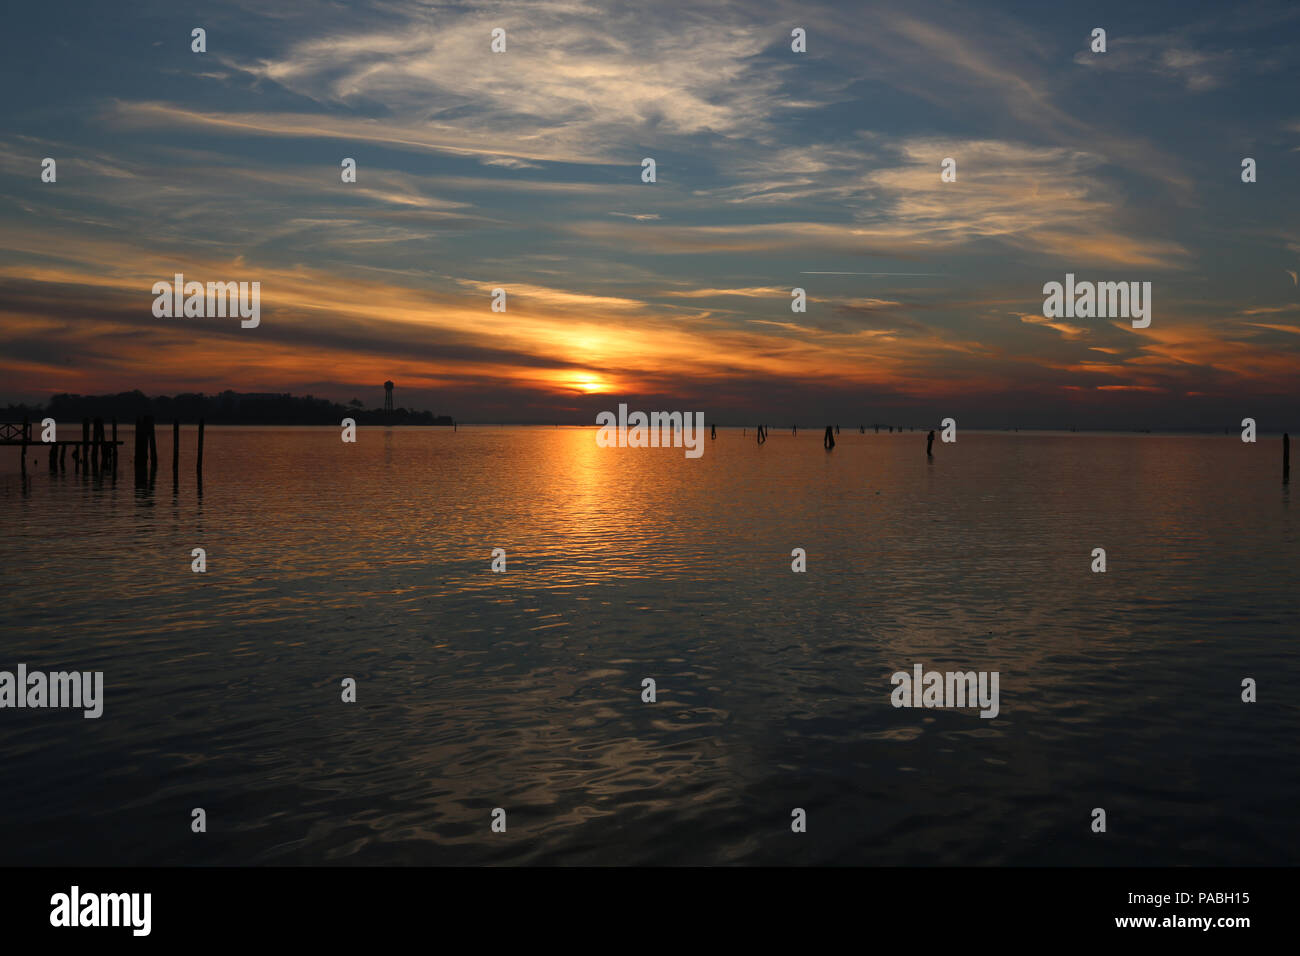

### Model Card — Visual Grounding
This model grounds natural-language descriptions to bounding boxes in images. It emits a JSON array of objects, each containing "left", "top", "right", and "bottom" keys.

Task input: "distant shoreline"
[
  {"left": 2, "top": 389, "right": 453, "bottom": 428},
  {"left": 2, "top": 391, "right": 1285, "bottom": 435},
  {"left": 89, "top": 423, "right": 1280, "bottom": 436}
]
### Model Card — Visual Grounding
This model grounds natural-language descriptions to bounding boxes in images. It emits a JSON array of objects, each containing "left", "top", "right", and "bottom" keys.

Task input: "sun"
[{"left": 570, "top": 375, "right": 610, "bottom": 394}]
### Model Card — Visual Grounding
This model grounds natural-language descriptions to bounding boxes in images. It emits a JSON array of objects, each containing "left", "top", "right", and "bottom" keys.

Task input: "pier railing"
[{"left": 0, "top": 421, "right": 32, "bottom": 442}]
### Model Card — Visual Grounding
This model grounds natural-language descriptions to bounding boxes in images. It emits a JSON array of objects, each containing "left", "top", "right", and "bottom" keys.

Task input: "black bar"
[{"left": 0, "top": 866, "right": 1279, "bottom": 944}]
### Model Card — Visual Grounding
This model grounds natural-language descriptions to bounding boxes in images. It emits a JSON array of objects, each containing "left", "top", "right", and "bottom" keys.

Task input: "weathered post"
[
  {"left": 196, "top": 418, "right": 205, "bottom": 481},
  {"left": 173, "top": 419, "right": 180, "bottom": 481},
  {"left": 146, "top": 415, "right": 158, "bottom": 474},
  {"left": 824, "top": 425, "right": 835, "bottom": 450},
  {"left": 134, "top": 416, "right": 146, "bottom": 481}
]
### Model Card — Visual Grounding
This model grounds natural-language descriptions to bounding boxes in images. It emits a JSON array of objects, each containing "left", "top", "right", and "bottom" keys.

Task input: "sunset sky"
[{"left": 2, "top": 0, "right": 1298, "bottom": 427}]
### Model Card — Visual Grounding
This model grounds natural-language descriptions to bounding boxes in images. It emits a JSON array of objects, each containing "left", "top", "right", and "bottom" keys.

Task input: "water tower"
[{"left": 384, "top": 380, "right": 394, "bottom": 415}]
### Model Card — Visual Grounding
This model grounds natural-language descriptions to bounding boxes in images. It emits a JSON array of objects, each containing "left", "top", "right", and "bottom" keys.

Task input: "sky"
[{"left": 1, "top": 0, "right": 1298, "bottom": 427}]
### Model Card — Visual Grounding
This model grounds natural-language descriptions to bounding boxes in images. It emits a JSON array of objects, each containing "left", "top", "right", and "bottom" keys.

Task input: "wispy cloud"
[{"left": 0, "top": 0, "right": 1296, "bottom": 425}]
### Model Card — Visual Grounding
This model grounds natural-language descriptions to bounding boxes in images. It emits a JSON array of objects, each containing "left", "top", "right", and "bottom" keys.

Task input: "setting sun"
[{"left": 570, "top": 375, "right": 611, "bottom": 394}]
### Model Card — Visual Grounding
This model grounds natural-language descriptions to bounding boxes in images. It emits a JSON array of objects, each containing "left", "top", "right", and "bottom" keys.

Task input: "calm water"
[{"left": 1, "top": 426, "right": 1297, "bottom": 865}]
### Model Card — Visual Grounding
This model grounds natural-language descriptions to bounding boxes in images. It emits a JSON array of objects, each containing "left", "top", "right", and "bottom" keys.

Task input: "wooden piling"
[
  {"left": 20, "top": 417, "right": 27, "bottom": 475},
  {"left": 146, "top": 415, "right": 158, "bottom": 473},
  {"left": 134, "top": 416, "right": 146, "bottom": 480},
  {"left": 172, "top": 419, "right": 180, "bottom": 480},
  {"left": 196, "top": 418, "right": 205, "bottom": 480},
  {"left": 59, "top": 443, "right": 66, "bottom": 471},
  {"left": 927, "top": 430, "right": 935, "bottom": 458},
  {"left": 824, "top": 426, "right": 835, "bottom": 450},
  {"left": 111, "top": 419, "right": 117, "bottom": 475},
  {"left": 81, "top": 418, "right": 90, "bottom": 473},
  {"left": 1285, "top": 432, "right": 1291, "bottom": 484}
]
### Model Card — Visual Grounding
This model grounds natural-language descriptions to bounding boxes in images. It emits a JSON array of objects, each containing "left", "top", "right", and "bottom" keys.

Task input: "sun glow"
[{"left": 570, "top": 375, "right": 611, "bottom": 394}]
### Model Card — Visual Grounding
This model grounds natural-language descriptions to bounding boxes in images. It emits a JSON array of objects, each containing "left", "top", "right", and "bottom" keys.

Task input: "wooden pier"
[
  {"left": 3, "top": 416, "right": 205, "bottom": 482},
  {"left": 2, "top": 419, "right": 125, "bottom": 477}
]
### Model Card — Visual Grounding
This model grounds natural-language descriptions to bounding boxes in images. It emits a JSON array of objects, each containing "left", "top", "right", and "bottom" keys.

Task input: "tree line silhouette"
[{"left": 3, "top": 390, "right": 454, "bottom": 426}]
